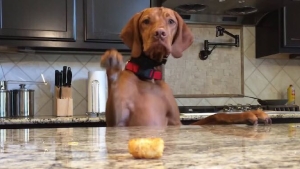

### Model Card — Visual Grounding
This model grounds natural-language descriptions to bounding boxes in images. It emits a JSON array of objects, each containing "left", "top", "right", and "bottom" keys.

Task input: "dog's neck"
[{"left": 125, "top": 53, "right": 167, "bottom": 81}]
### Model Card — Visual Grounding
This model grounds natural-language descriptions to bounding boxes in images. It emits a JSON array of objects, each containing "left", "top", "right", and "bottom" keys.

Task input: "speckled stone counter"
[
  {"left": 0, "top": 115, "right": 106, "bottom": 125},
  {"left": 0, "top": 124, "right": 299, "bottom": 168},
  {"left": 0, "top": 111, "right": 300, "bottom": 125}
]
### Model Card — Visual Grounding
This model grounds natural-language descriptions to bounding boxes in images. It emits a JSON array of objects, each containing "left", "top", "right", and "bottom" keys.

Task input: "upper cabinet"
[
  {"left": 84, "top": 0, "right": 150, "bottom": 43},
  {"left": 0, "top": 0, "right": 154, "bottom": 51},
  {"left": 0, "top": 0, "right": 76, "bottom": 41},
  {"left": 256, "top": 0, "right": 300, "bottom": 58},
  {"left": 283, "top": 0, "right": 300, "bottom": 47}
]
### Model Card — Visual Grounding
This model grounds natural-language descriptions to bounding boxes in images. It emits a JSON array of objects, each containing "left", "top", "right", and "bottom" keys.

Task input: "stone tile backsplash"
[
  {"left": 165, "top": 25, "right": 242, "bottom": 96},
  {"left": 0, "top": 25, "right": 300, "bottom": 116},
  {"left": 0, "top": 53, "right": 106, "bottom": 116},
  {"left": 176, "top": 26, "right": 300, "bottom": 106}
]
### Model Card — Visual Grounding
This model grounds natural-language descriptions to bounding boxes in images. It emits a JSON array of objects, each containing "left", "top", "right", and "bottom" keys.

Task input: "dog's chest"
[{"left": 138, "top": 81, "right": 166, "bottom": 96}]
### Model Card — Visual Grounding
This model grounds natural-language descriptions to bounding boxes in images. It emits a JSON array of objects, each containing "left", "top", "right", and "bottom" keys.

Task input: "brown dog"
[{"left": 100, "top": 7, "right": 272, "bottom": 127}]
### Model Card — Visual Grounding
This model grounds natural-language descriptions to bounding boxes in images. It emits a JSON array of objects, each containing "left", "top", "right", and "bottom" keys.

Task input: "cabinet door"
[
  {"left": 0, "top": 0, "right": 76, "bottom": 41},
  {"left": 283, "top": 1, "right": 300, "bottom": 47},
  {"left": 84, "top": 0, "right": 150, "bottom": 42}
]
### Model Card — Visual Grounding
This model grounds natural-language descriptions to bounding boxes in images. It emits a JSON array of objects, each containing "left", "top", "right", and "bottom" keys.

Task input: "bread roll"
[{"left": 128, "top": 138, "right": 164, "bottom": 159}]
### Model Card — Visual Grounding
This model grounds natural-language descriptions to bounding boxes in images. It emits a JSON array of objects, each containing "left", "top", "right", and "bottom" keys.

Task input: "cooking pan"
[{"left": 243, "top": 95, "right": 288, "bottom": 105}]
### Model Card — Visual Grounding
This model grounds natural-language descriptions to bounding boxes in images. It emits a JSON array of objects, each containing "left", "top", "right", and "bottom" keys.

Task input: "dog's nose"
[{"left": 154, "top": 28, "right": 167, "bottom": 39}]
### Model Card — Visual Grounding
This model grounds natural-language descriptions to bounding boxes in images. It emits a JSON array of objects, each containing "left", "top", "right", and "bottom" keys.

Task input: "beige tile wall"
[
  {"left": 0, "top": 53, "right": 104, "bottom": 116},
  {"left": 175, "top": 26, "right": 300, "bottom": 106},
  {"left": 165, "top": 25, "right": 243, "bottom": 97}
]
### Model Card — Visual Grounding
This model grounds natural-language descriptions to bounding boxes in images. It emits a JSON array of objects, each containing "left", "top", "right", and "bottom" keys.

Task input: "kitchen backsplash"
[
  {"left": 176, "top": 26, "right": 300, "bottom": 107},
  {"left": 1, "top": 26, "right": 300, "bottom": 116},
  {"left": 0, "top": 53, "right": 103, "bottom": 116},
  {"left": 165, "top": 25, "right": 243, "bottom": 97}
]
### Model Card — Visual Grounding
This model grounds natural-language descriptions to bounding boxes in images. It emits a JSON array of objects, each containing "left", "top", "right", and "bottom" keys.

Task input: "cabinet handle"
[{"left": 291, "top": 38, "right": 300, "bottom": 41}]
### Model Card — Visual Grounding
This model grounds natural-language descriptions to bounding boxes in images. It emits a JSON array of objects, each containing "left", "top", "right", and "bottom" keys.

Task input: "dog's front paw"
[
  {"left": 100, "top": 49, "right": 123, "bottom": 69},
  {"left": 244, "top": 110, "right": 272, "bottom": 125},
  {"left": 252, "top": 109, "right": 272, "bottom": 125}
]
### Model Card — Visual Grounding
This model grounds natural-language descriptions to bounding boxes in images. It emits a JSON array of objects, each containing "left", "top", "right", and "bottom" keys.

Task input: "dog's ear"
[
  {"left": 171, "top": 11, "right": 194, "bottom": 58},
  {"left": 120, "top": 12, "right": 143, "bottom": 57}
]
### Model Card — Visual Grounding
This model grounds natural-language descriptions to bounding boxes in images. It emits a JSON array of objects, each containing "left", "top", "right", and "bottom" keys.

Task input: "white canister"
[{"left": 87, "top": 71, "right": 107, "bottom": 115}]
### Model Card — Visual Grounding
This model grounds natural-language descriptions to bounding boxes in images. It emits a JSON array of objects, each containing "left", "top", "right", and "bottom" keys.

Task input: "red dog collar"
[{"left": 125, "top": 61, "right": 162, "bottom": 80}]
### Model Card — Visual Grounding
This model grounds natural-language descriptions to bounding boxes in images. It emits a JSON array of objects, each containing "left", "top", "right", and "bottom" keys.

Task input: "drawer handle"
[{"left": 291, "top": 38, "right": 300, "bottom": 41}]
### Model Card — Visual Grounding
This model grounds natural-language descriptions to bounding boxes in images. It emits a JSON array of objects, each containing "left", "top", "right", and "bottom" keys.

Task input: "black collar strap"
[
  {"left": 125, "top": 62, "right": 162, "bottom": 80},
  {"left": 129, "top": 53, "right": 167, "bottom": 68},
  {"left": 125, "top": 54, "right": 167, "bottom": 80}
]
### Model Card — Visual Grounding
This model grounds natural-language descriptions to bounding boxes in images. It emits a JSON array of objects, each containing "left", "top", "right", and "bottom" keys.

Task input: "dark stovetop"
[{"left": 179, "top": 104, "right": 300, "bottom": 113}]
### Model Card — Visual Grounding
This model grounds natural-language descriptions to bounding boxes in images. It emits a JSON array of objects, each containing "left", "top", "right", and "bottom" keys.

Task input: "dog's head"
[{"left": 120, "top": 7, "right": 194, "bottom": 62}]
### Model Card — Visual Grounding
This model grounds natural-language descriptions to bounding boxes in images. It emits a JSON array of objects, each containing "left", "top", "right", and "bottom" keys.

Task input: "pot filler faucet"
[{"left": 199, "top": 26, "right": 240, "bottom": 60}]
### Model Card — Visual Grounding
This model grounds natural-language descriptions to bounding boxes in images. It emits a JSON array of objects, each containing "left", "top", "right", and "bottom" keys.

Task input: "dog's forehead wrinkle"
[
  {"left": 164, "top": 12, "right": 173, "bottom": 18},
  {"left": 140, "top": 10, "right": 175, "bottom": 27},
  {"left": 144, "top": 8, "right": 173, "bottom": 18}
]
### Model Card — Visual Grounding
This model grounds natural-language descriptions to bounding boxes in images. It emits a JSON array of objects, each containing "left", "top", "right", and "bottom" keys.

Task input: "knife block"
[{"left": 54, "top": 87, "right": 73, "bottom": 117}]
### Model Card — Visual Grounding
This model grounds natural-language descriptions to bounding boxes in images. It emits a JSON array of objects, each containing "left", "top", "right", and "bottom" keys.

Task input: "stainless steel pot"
[
  {"left": 0, "top": 81, "right": 7, "bottom": 90},
  {"left": 0, "top": 89, "right": 11, "bottom": 118},
  {"left": 11, "top": 84, "right": 34, "bottom": 117}
]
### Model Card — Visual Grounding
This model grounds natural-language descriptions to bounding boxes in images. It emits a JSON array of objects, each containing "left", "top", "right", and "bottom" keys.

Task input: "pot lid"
[{"left": 12, "top": 84, "right": 35, "bottom": 91}]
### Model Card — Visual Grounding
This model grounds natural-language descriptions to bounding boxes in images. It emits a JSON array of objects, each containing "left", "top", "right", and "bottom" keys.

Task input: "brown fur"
[{"left": 100, "top": 7, "right": 271, "bottom": 127}]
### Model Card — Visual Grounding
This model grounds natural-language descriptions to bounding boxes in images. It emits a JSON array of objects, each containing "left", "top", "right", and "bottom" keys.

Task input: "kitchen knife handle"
[
  {"left": 55, "top": 70, "right": 59, "bottom": 87},
  {"left": 63, "top": 66, "right": 67, "bottom": 86},
  {"left": 59, "top": 71, "right": 63, "bottom": 99},
  {"left": 67, "top": 67, "right": 72, "bottom": 87}
]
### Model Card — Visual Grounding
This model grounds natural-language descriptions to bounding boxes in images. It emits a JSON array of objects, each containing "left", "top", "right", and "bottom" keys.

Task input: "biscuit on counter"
[{"left": 128, "top": 138, "right": 164, "bottom": 159}]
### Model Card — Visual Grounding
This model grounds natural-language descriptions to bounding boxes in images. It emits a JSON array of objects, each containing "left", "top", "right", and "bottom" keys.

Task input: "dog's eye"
[
  {"left": 142, "top": 19, "right": 150, "bottom": 24},
  {"left": 168, "top": 19, "right": 175, "bottom": 24}
]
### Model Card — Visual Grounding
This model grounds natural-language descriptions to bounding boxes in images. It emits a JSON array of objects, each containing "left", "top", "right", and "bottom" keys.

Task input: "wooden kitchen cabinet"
[
  {"left": 256, "top": 0, "right": 300, "bottom": 58},
  {"left": 0, "top": 0, "right": 76, "bottom": 41},
  {"left": 84, "top": 0, "right": 150, "bottom": 42},
  {"left": 283, "top": 0, "right": 300, "bottom": 47},
  {"left": 0, "top": 0, "right": 154, "bottom": 51}
]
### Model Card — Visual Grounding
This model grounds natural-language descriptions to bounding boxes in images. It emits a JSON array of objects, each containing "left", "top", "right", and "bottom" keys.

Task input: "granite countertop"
[
  {"left": 0, "top": 115, "right": 106, "bottom": 125},
  {"left": 1, "top": 111, "right": 300, "bottom": 125},
  {"left": 0, "top": 124, "right": 300, "bottom": 168}
]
